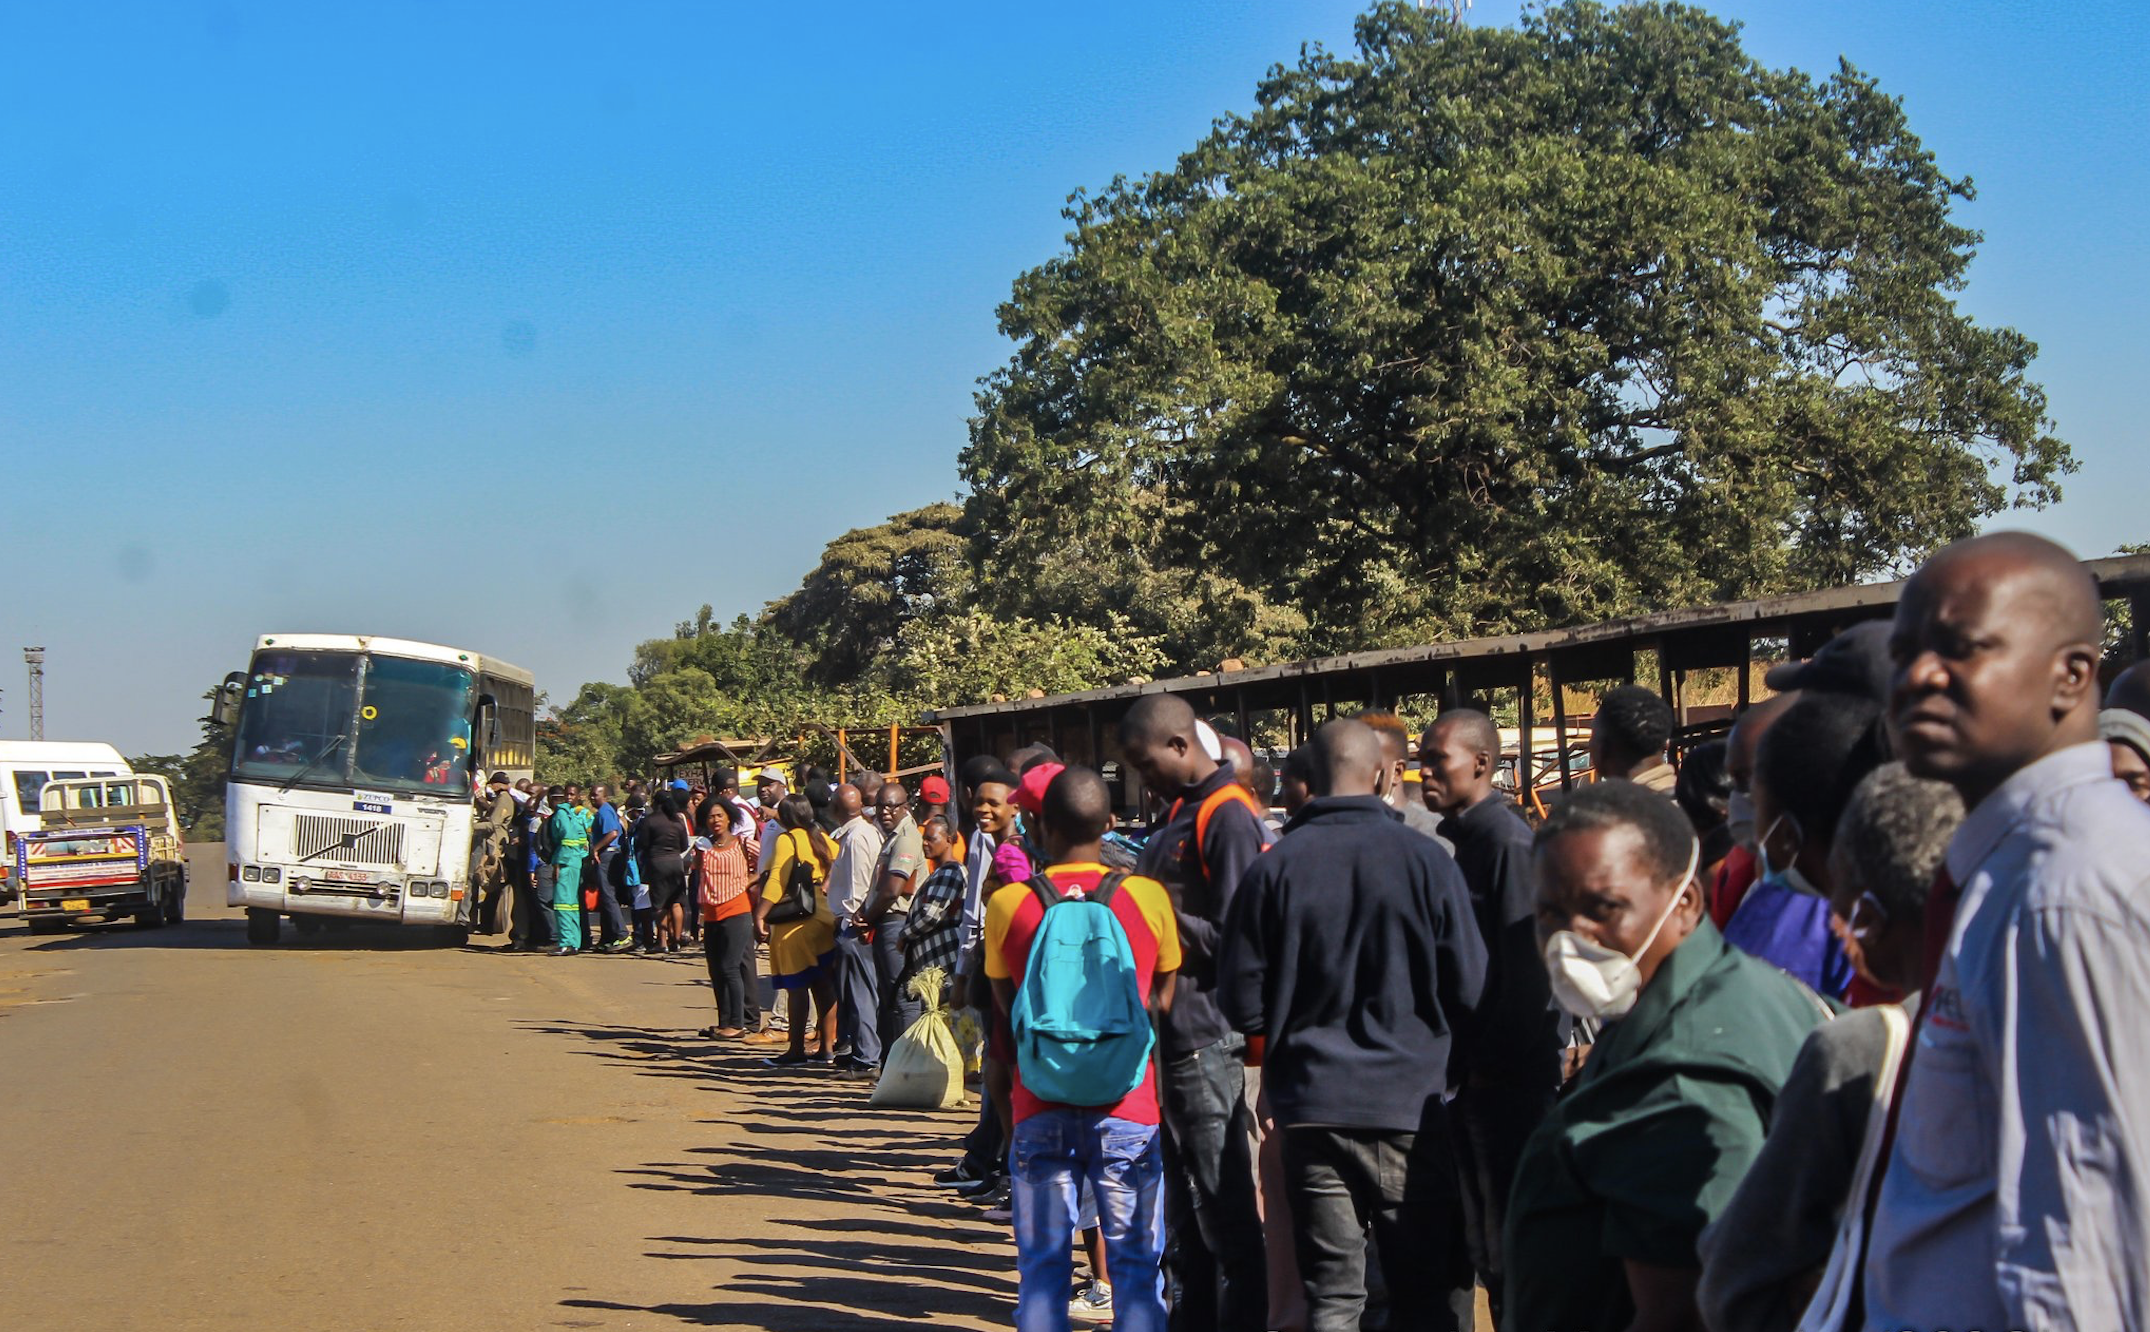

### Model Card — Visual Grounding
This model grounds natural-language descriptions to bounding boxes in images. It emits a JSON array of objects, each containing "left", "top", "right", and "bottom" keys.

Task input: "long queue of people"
[
  {"left": 476, "top": 529, "right": 2150, "bottom": 1332},
  {"left": 468, "top": 762, "right": 974, "bottom": 1066}
]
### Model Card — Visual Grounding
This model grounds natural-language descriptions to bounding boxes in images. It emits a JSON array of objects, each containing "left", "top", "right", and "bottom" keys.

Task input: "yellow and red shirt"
[{"left": 985, "top": 862, "right": 1180, "bottom": 1125}]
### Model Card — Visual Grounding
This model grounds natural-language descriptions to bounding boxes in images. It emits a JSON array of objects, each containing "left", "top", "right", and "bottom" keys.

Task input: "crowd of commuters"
[{"left": 472, "top": 530, "right": 2150, "bottom": 1332}]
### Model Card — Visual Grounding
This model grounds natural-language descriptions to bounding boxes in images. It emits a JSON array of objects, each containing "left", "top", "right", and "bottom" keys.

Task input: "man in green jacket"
[{"left": 1505, "top": 780, "right": 1826, "bottom": 1332}]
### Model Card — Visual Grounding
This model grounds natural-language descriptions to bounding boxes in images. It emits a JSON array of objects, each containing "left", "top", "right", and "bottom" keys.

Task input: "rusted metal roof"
[{"left": 924, "top": 554, "right": 2150, "bottom": 723}]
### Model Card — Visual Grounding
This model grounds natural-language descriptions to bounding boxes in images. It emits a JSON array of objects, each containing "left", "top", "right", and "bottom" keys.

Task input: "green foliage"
[
  {"left": 963, "top": 0, "right": 2071, "bottom": 655},
  {"left": 883, "top": 609, "right": 1167, "bottom": 709},
  {"left": 765, "top": 503, "right": 972, "bottom": 686},
  {"left": 131, "top": 691, "right": 230, "bottom": 839},
  {"left": 535, "top": 1, "right": 2082, "bottom": 784}
]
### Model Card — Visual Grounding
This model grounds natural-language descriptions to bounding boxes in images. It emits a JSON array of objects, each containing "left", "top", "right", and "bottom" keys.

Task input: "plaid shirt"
[{"left": 901, "top": 862, "right": 968, "bottom": 980}]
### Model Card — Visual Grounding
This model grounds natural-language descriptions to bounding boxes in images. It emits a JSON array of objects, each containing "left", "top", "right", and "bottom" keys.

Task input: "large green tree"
[
  {"left": 964, "top": 0, "right": 2071, "bottom": 656},
  {"left": 764, "top": 502, "right": 971, "bottom": 687}
]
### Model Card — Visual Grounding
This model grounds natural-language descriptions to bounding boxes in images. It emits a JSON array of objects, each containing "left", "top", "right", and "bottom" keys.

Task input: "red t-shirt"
[
  {"left": 1709, "top": 843, "right": 1759, "bottom": 930},
  {"left": 984, "top": 862, "right": 1181, "bottom": 1126}
]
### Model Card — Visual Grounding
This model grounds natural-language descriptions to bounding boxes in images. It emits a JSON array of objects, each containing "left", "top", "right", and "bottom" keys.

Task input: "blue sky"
[{"left": 4, "top": 1, "right": 2144, "bottom": 755}]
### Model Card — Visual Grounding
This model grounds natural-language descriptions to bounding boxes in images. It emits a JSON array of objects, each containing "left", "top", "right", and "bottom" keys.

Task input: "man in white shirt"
[
  {"left": 827, "top": 784, "right": 886, "bottom": 1073},
  {"left": 753, "top": 767, "right": 788, "bottom": 871},
  {"left": 1866, "top": 532, "right": 2150, "bottom": 1331}
]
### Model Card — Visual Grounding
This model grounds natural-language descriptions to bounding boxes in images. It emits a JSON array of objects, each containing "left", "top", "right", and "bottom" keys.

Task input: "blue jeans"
[{"left": 1011, "top": 1110, "right": 1168, "bottom": 1332}]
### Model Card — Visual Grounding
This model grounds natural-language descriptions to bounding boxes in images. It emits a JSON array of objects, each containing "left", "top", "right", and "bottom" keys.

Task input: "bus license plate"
[
  {"left": 61, "top": 898, "right": 88, "bottom": 912},
  {"left": 323, "top": 870, "right": 370, "bottom": 883}
]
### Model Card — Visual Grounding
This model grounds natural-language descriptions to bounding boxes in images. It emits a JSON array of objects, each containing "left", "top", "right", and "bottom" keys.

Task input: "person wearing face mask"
[
  {"left": 1696, "top": 762, "right": 1962, "bottom": 1332},
  {"left": 1723, "top": 695, "right": 1880, "bottom": 1001},
  {"left": 1504, "top": 780, "right": 1829, "bottom": 1332},
  {"left": 1712, "top": 694, "right": 1797, "bottom": 929}
]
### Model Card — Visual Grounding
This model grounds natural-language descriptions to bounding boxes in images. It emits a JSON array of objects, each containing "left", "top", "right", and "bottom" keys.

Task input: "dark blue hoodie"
[{"left": 1217, "top": 795, "right": 1487, "bottom": 1132}]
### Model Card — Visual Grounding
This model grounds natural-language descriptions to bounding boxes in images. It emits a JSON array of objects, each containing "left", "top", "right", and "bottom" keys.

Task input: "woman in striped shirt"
[{"left": 691, "top": 797, "right": 755, "bottom": 1038}]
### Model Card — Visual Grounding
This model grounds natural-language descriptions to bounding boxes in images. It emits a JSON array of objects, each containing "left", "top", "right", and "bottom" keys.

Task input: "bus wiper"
[{"left": 278, "top": 734, "right": 346, "bottom": 793}]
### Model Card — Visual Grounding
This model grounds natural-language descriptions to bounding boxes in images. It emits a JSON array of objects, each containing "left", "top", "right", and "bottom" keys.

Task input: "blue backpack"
[{"left": 1011, "top": 871, "right": 1155, "bottom": 1107}]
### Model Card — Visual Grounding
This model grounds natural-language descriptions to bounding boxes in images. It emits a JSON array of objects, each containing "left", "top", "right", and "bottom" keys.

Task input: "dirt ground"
[{"left": 0, "top": 846, "right": 1009, "bottom": 1331}]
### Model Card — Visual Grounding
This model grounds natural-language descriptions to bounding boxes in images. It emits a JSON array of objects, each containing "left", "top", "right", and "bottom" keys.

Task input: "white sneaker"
[{"left": 1070, "top": 1280, "right": 1113, "bottom": 1317}]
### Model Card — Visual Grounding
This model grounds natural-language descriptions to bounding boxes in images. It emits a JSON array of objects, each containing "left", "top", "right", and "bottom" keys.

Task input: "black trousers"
[
  {"left": 740, "top": 937, "right": 761, "bottom": 1028},
  {"left": 1283, "top": 1114, "right": 1466, "bottom": 1332},
  {"left": 1453, "top": 1081, "right": 1555, "bottom": 1329},
  {"left": 702, "top": 913, "right": 754, "bottom": 1030},
  {"left": 1159, "top": 1036, "right": 1268, "bottom": 1332}
]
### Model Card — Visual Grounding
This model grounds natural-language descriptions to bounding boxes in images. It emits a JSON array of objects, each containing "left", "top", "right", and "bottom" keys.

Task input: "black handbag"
[{"left": 763, "top": 831, "right": 819, "bottom": 924}]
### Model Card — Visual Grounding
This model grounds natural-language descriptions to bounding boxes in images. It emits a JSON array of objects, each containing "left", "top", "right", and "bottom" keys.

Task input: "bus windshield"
[{"left": 231, "top": 651, "right": 477, "bottom": 795}]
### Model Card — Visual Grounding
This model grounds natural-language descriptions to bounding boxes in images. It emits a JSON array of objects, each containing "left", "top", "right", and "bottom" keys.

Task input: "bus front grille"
[{"left": 290, "top": 815, "right": 406, "bottom": 867}]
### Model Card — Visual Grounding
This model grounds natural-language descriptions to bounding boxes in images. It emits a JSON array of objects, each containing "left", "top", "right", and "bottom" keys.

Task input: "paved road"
[{"left": 0, "top": 847, "right": 1010, "bottom": 1331}]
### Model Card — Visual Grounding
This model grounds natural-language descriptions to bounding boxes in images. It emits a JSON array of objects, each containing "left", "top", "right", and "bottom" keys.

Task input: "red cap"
[
  {"left": 919, "top": 774, "right": 951, "bottom": 804},
  {"left": 1014, "top": 762, "right": 1065, "bottom": 817}
]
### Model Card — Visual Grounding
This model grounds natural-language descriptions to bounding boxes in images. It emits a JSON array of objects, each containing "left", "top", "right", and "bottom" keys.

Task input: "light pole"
[{"left": 23, "top": 647, "right": 44, "bottom": 742}]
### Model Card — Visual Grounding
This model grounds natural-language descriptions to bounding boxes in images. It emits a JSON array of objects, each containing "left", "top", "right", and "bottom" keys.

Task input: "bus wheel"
[
  {"left": 291, "top": 914, "right": 324, "bottom": 936},
  {"left": 437, "top": 924, "right": 471, "bottom": 948},
  {"left": 245, "top": 908, "right": 280, "bottom": 946}
]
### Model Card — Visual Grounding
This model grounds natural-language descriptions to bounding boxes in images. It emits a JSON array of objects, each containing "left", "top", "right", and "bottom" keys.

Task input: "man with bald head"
[
  {"left": 1119, "top": 692, "right": 1271, "bottom": 1331},
  {"left": 1220, "top": 720, "right": 1486, "bottom": 1331},
  {"left": 1865, "top": 532, "right": 2150, "bottom": 1331},
  {"left": 826, "top": 782, "right": 887, "bottom": 1071},
  {"left": 1419, "top": 709, "right": 1557, "bottom": 1325}
]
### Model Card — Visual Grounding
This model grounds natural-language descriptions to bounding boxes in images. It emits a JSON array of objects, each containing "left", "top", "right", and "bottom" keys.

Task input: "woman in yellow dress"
[{"left": 751, "top": 794, "right": 840, "bottom": 1067}]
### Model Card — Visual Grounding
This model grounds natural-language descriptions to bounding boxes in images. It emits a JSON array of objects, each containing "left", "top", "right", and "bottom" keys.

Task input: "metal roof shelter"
[{"left": 924, "top": 555, "right": 2150, "bottom": 809}]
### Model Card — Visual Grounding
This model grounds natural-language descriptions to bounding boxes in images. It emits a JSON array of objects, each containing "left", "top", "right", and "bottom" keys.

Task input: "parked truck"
[{"left": 12, "top": 774, "right": 188, "bottom": 934}]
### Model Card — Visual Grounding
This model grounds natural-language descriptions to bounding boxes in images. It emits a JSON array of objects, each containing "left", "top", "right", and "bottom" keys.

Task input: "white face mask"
[
  {"left": 1726, "top": 789, "right": 1756, "bottom": 847},
  {"left": 1543, "top": 838, "right": 1699, "bottom": 1021},
  {"left": 1758, "top": 814, "right": 1822, "bottom": 898}
]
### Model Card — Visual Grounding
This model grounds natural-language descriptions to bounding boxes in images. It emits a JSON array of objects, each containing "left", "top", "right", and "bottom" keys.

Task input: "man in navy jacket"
[{"left": 1219, "top": 718, "right": 1487, "bottom": 1332}]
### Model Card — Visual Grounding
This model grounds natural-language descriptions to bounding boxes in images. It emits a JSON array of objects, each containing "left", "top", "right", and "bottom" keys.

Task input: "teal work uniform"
[
  {"left": 1503, "top": 919, "right": 1827, "bottom": 1331},
  {"left": 548, "top": 804, "right": 592, "bottom": 951}
]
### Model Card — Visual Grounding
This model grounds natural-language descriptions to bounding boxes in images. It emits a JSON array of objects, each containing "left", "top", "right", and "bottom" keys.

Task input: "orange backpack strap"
[{"left": 1194, "top": 784, "right": 1272, "bottom": 858}]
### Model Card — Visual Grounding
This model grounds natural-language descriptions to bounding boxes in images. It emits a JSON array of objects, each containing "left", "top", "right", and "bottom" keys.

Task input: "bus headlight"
[
  {"left": 263, "top": 867, "right": 282, "bottom": 884},
  {"left": 431, "top": 881, "right": 450, "bottom": 898},
  {"left": 242, "top": 866, "right": 261, "bottom": 882}
]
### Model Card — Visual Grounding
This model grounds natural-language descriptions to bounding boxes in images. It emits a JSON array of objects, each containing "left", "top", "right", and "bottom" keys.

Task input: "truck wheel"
[
  {"left": 245, "top": 908, "right": 280, "bottom": 946},
  {"left": 135, "top": 904, "right": 165, "bottom": 929},
  {"left": 26, "top": 919, "right": 66, "bottom": 936},
  {"left": 165, "top": 884, "right": 185, "bottom": 925}
]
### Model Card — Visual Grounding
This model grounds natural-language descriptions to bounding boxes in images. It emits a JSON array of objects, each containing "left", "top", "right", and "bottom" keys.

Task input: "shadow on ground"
[
  {"left": 531, "top": 1017, "right": 1012, "bottom": 1330},
  {"left": 9, "top": 917, "right": 479, "bottom": 954}
]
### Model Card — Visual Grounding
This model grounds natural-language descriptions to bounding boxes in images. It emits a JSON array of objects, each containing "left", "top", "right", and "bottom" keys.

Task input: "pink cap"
[{"left": 1014, "top": 761, "right": 1066, "bottom": 817}]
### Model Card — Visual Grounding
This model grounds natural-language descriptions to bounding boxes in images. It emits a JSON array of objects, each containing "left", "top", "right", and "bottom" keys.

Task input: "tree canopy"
[
  {"left": 529, "top": 0, "right": 2075, "bottom": 785},
  {"left": 963, "top": 0, "right": 2070, "bottom": 657}
]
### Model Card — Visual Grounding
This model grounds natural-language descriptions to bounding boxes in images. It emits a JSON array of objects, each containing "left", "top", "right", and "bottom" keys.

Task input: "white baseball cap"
[{"left": 1194, "top": 719, "right": 1224, "bottom": 763}]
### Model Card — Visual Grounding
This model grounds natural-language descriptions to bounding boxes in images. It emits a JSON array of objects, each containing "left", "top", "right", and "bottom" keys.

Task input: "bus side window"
[{"left": 11, "top": 772, "right": 51, "bottom": 812}]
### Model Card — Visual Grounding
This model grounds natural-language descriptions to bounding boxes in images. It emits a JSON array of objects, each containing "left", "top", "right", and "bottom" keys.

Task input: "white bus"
[{"left": 213, "top": 633, "right": 535, "bottom": 945}]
